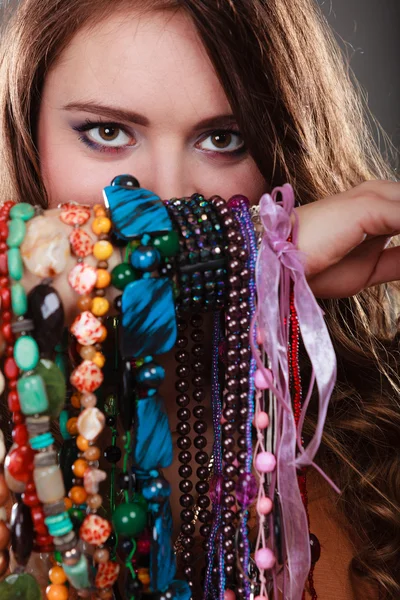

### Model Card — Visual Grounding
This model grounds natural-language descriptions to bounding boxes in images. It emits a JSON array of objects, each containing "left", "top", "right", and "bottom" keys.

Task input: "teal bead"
[
  {"left": 17, "top": 374, "right": 49, "bottom": 415},
  {"left": 11, "top": 283, "right": 27, "bottom": 316},
  {"left": 112, "top": 501, "right": 147, "bottom": 537},
  {"left": 59, "top": 409, "right": 71, "bottom": 440},
  {"left": 6, "top": 218, "right": 26, "bottom": 248},
  {"left": 55, "top": 352, "right": 68, "bottom": 378},
  {"left": 7, "top": 248, "right": 23, "bottom": 281},
  {"left": 152, "top": 230, "right": 180, "bottom": 257},
  {"left": 10, "top": 202, "right": 35, "bottom": 221},
  {"left": 30, "top": 432, "right": 54, "bottom": 450},
  {"left": 14, "top": 336, "right": 39, "bottom": 371},
  {"left": 62, "top": 554, "right": 91, "bottom": 589}
]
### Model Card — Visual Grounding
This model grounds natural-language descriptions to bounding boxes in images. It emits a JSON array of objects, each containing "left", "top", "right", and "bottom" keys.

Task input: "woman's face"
[{"left": 37, "top": 10, "right": 267, "bottom": 208}]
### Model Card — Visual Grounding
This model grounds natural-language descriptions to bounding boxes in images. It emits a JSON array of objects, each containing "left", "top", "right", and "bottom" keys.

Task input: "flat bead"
[
  {"left": 21, "top": 215, "right": 70, "bottom": 277},
  {"left": 76, "top": 407, "right": 105, "bottom": 441},
  {"left": 28, "top": 284, "right": 64, "bottom": 354},
  {"left": 68, "top": 263, "right": 97, "bottom": 296},
  {"left": 95, "top": 561, "right": 120, "bottom": 589},
  {"left": 34, "top": 465, "right": 65, "bottom": 504},
  {"left": 84, "top": 468, "right": 106, "bottom": 494},
  {"left": 0, "top": 573, "right": 42, "bottom": 599},
  {"left": 14, "top": 336, "right": 39, "bottom": 371},
  {"left": 7, "top": 248, "right": 23, "bottom": 280},
  {"left": 10, "top": 203, "right": 35, "bottom": 221},
  {"left": 69, "top": 229, "right": 94, "bottom": 258},
  {"left": 6, "top": 218, "right": 26, "bottom": 248},
  {"left": 93, "top": 240, "right": 113, "bottom": 261},
  {"left": 11, "top": 282, "right": 27, "bottom": 316},
  {"left": 17, "top": 374, "right": 49, "bottom": 415},
  {"left": 70, "top": 311, "right": 103, "bottom": 346},
  {"left": 35, "top": 359, "right": 66, "bottom": 418},
  {"left": 60, "top": 203, "right": 91, "bottom": 226},
  {"left": 70, "top": 360, "right": 104, "bottom": 393},
  {"left": 80, "top": 514, "right": 111, "bottom": 546}
]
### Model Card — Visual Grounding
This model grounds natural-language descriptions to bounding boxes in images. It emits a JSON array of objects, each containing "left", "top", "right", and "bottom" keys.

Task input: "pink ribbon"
[{"left": 254, "top": 184, "right": 338, "bottom": 599}]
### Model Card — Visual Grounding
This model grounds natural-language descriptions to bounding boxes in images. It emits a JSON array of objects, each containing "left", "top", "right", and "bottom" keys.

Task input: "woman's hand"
[{"left": 296, "top": 180, "right": 400, "bottom": 297}]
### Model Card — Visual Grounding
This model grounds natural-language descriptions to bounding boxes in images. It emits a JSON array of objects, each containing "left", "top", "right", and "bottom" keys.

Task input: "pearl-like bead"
[
  {"left": 255, "top": 451, "right": 276, "bottom": 473},
  {"left": 257, "top": 496, "right": 273, "bottom": 515},
  {"left": 253, "top": 411, "right": 269, "bottom": 429},
  {"left": 255, "top": 547, "right": 276, "bottom": 570},
  {"left": 254, "top": 368, "right": 271, "bottom": 390},
  {"left": 255, "top": 596, "right": 269, "bottom": 600},
  {"left": 224, "top": 591, "right": 236, "bottom": 600}
]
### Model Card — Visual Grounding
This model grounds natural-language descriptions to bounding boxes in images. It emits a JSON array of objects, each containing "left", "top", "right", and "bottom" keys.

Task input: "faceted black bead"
[
  {"left": 193, "top": 405, "right": 205, "bottom": 419},
  {"left": 177, "top": 436, "right": 191, "bottom": 450},
  {"left": 11, "top": 501, "right": 34, "bottom": 567},
  {"left": 195, "top": 451, "right": 208, "bottom": 465},
  {"left": 193, "top": 388, "right": 206, "bottom": 402},
  {"left": 194, "top": 435, "right": 207, "bottom": 449},
  {"left": 104, "top": 445, "right": 122, "bottom": 463},
  {"left": 178, "top": 451, "right": 192, "bottom": 465},
  {"left": 176, "top": 393, "right": 190, "bottom": 407},
  {"left": 195, "top": 480, "right": 209, "bottom": 495},
  {"left": 175, "top": 349, "right": 190, "bottom": 363},
  {"left": 310, "top": 533, "right": 321, "bottom": 563},
  {"left": 179, "top": 464, "right": 192, "bottom": 478},
  {"left": 177, "top": 422, "right": 191, "bottom": 436},
  {"left": 28, "top": 284, "right": 64, "bottom": 355},
  {"left": 177, "top": 408, "right": 191, "bottom": 421}
]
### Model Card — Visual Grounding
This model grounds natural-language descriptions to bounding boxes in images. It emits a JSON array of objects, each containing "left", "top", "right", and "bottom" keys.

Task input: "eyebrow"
[{"left": 62, "top": 101, "right": 237, "bottom": 131}]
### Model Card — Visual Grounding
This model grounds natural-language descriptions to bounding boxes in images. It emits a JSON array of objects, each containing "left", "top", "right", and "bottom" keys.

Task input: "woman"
[{"left": 0, "top": 0, "right": 399, "bottom": 598}]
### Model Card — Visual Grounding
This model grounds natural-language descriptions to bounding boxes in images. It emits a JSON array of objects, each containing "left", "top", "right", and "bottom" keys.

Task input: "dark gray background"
[{"left": 318, "top": 0, "right": 400, "bottom": 158}]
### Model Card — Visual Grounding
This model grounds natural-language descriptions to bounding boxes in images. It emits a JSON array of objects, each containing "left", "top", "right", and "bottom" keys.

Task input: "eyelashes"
[{"left": 72, "top": 119, "right": 247, "bottom": 158}]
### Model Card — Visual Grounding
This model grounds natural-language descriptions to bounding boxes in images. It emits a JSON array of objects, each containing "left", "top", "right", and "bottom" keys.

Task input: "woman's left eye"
[{"left": 196, "top": 130, "right": 245, "bottom": 154}]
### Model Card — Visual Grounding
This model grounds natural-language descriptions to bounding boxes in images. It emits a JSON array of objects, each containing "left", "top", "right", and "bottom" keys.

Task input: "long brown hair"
[{"left": 0, "top": 0, "right": 399, "bottom": 596}]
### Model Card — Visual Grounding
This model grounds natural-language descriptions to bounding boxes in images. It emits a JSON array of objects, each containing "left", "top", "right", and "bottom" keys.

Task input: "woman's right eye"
[{"left": 72, "top": 121, "right": 136, "bottom": 153}]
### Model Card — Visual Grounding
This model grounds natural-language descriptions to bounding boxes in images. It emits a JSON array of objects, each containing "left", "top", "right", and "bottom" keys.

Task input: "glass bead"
[
  {"left": 111, "top": 263, "right": 138, "bottom": 290},
  {"left": 152, "top": 231, "right": 180, "bottom": 257},
  {"left": 10, "top": 203, "right": 35, "bottom": 221},
  {"left": 104, "top": 446, "right": 121, "bottom": 464},
  {"left": 34, "top": 465, "right": 65, "bottom": 504},
  {"left": 14, "top": 336, "right": 39, "bottom": 371},
  {"left": 112, "top": 501, "right": 147, "bottom": 537},
  {"left": 130, "top": 245, "right": 160, "bottom": 272},
  {"left": 28, "top": 284, "right": 64, "bottom": 354},
  {"left": 92, "top": 217, "right": 112, "bottom": 236},
  {"left": 136, "top": 361, "right": 165, "bottom": 388},
  {"left": 46, "top": 584, "right": 69, "bottom": 600},
  {"left": 62, "top": 554, "right": 91, "bottom": 590},
  {"left": 11, "top": 282, "right": 27, "bottom": 316},
  {"left": 235, "top": 473, "right": 258, "bottom": 507},
  {"left": 7, "top": 219, "right": 26, "bottom": 248},
  {"left": 68, "top": 486, "right": 87, "bottom": 505},
  {"left": 17, "top": 374, "right": 49, "bottom": 415},
  {"left": 91, "top": 297, "right": 109, "bottom": 317},
  {"left": 93, "top": 240, "right": 113, "bottom": 261}
]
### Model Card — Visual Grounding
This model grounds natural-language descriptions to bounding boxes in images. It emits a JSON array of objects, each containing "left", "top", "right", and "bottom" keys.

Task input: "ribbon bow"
[{"left": 253, "top": 184, "right": 339, "bottom": 600}]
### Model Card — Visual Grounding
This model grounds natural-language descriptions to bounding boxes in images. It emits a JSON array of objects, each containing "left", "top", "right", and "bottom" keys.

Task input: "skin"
[{"left": 37, "top": 10, "right": 267, "bottom": 207}]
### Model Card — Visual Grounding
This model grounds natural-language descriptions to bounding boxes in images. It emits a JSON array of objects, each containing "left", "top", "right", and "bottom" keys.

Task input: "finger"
[{"left": 366, "top": 245, "right": 400, "bottom": 288}]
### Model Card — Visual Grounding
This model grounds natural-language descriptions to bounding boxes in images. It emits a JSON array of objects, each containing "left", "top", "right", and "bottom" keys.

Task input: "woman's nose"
[{"left": 135, "top": 146, "right": 196, "bottom": 200}]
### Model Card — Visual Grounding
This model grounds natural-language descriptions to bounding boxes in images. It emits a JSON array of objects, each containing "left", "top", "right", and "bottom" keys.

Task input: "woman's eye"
[
  {"left": 197, "top": 130, "right": 245, "bottom": 153},
  {"left": 86, "top": 125, "right": 133, "bottom": 147}
]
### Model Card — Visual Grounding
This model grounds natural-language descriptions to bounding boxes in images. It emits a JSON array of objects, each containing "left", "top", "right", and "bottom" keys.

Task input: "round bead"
[
  {"left": 72, "top": 459, "right": 89, "bottom": 478},
  {"left": 254, "top": 368, "right": 272, "bottom": 390},
  {"left": 93, "top": 240, "right": 113, "bottom": 261},
  {"left": 80, "top": 393, "right": 97, "bottom": 408},
  {"left": 255, "top": 596, "right": 269, "bottom": 600},
  {"left": 254, "top": 411, "right": 269, "bottom": 429},
  {"left": 77, "top": 295, "right": 92, "bottom": 312},
  {"left": 130, "top": 246, "right": 160, "bottom": 272},
  {"left": 91, "top": 297, "right": 110, "bottom": 317},
  {"left": 93, "top": 547, "right": 110, "bottom": 563},
  {"left": 111, "top": 263, "right": 138, "bottom": 290},
  {"left": 49, "top": 566, "right": 67, "bottom": 585},
  {"left": 46, "top": 584, "right": 69, "bottom": 600},
  {"left": 257, "top": 496, "right": 273, "bottom": 515},
  {"left": 84, "top": 446, "right": 101, "bottom": 461},
  {"left": 224, "top": 591, "right": 236, "bottom": 600},
  {"left": 92, "top": 352, "right": 106, "bottom": 369},
  {"left": 112, "top": 502, "right": 147, "bottom": 537},
  {"left": 104, "top": 445, "right": 121, "bottom": 464},
  {"left": 136, "top": 362, "right": 165, "bottom": 388},
  {"left": 87, "top": 493, "right": 102, "bottom": 510},
  {"left": 255, "top": 547, "right": 275, "bottom": 570},
  {"left": 152, "top": 231, "right": 180, "bottom": 257},
  {"left": 69, "top": 485, "right": 87, "bottom": 504},
  {"left": 78, "top": 345, "right": 96, "bottom": 361},
  {"left": 255, "top": 451, "right": 276, "bottom": 473},
  {"left": 70, "top": 393, "right": 81, "bottom": 409},
  {"left": 92, "top": 217, "right": 112, "bottom": 235},
  {"left": 66, "top": 417, "right": 78, "bottom": 436},
  {"left": 95, "top": 269, "right": 111, "bottom": 289}
]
